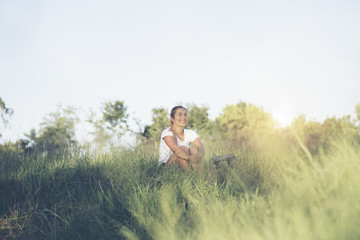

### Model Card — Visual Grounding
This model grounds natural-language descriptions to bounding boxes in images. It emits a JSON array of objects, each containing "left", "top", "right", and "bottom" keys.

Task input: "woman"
[{"left": 158, "top": 106, "right": 205, "bottom": 170}]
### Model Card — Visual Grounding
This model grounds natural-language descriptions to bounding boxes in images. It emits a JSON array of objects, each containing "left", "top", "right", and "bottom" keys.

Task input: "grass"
[{"left": 1, "top": 138, "right": 360, "bottom": 239}]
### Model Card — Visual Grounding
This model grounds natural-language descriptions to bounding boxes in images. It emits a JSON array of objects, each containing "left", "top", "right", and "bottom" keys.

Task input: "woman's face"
[{"left": 172, "top": 108, "right": 188, "bottom": 127}]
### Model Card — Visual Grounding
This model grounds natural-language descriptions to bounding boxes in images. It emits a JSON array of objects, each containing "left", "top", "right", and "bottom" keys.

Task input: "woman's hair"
[{"left": 170, "top": 106, "right": 187, "bottom": 125}]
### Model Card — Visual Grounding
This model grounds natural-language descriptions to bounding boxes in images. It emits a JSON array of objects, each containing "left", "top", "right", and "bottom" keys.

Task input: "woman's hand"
[{"left": 189, "top": 138, "right": 205, "bottom": 163}]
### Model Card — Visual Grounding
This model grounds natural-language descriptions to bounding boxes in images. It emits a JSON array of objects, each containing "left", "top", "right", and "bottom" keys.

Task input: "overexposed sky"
[{"left": 1, "top": 0, "right": 360, "bottom": 142}]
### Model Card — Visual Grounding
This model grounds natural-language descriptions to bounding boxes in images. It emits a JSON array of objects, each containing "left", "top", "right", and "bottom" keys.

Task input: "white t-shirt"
[{"left": 158, "top": 127, "right": 199, "bottom": 165}]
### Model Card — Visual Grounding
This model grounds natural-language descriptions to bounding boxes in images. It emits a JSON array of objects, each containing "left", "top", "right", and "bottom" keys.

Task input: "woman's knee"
[{"left": 190, "top": 146, "right": 198, "bottom": 155}]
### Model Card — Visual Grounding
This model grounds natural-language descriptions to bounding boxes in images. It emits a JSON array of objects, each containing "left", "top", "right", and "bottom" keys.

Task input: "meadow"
[{"left": 1, "top": 134, "right": 360, "bottom": 240}]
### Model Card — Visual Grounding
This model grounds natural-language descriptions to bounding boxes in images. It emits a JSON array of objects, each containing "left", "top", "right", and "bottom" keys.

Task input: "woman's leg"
[
  {"left": 168, "top": 146, "right": 203, "bottom": 171},
  {"left": 165, "top": 154, "right": 177, "bottom": 166},
  {"left": 174, "top": 146, "right": 190, "bottom": 170},
  {"left": 190, "top": 146, "right": 204, "bottom": 171}
]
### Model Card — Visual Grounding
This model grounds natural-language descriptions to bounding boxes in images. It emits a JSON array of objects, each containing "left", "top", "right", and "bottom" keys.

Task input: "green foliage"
[
  {"left": 0, "top": 97, "right": 14, "bottom": 138},
  {"left": 20, "top": 106, "right": 79, "bottom": 155},
  {"left": 102, "top": 100, "right": 128, "bottom": 130},
  {"left": 1, "top": 134, "right": 360, "bottom": 239},
  {"left": 142, "top": 108, "right": 169, "bottom": 141},
  {"left": 215, "top": 101, "right": 275, "bottom": 145},
  {"left": 88, "top": 111, "right": 112, "bottom": 150},
  {"left": 3, "top": 100, "right": 360, "bottom": 239},
  {"left": 186, "top": 104, "right": 214, "bottom": 135},
  {"left": 88, "top": 100, "right": 129, "bottom": 149},
  {"left": 289, "top": 115, "right": 324, "bottom": 154},
  {"left": 356, "top": 103, "right": 360, "bottom": 122},
  {"left": 289, "top": 113, "right": 359, "bottom": 154}
]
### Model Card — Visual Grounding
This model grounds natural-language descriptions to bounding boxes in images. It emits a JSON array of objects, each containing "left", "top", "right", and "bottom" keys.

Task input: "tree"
[
  {"left": 355, "top": 104, "right": 360, "bottom": 143},
  {"left": 303, "top": 120, "right": 325, "bottom": 154},
  {"left": 289, "top": 114, "right": 307, "bottom": 143},
  {"left": 88, "top": 113, "right": 112, "bottom": 150},
  {"left": 21, "top": 105, "right": 79, "bottom": 155},
  {"left": 0, "top": 97, "right": 14, "bottom": 138},
  {"left": 215, "top": 101, "right": 275, "bottom": 143},
  {"left": 141, "top": 108, "right": 169, "bottom": 142},
  {"left": 102, "top": 100, "right": 128, "bottom": 131},
  {"left": 88, "top": 100, "right": 129, "bottom": 148},
  {"left": 356, "top": 104, "right": 360, "bottom": 123},
  {"left": 289, "top": 113, "right": 359, "bottom": 155},
  {"left": 186, "top": 104, "right": 214, "bottom": 135}
]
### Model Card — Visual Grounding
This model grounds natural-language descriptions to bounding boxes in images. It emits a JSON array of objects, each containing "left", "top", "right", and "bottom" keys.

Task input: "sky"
[{"left": 1, "top": 0, "right": 360, "bottom": 143}]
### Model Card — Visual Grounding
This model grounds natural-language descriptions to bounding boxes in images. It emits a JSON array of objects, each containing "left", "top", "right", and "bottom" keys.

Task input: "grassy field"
[{"left": 1, "top": 137, "right": 360, "bottom": 239}]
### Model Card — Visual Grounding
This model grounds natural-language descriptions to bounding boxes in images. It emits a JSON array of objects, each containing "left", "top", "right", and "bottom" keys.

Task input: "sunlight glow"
[{"left": 274, "top": 113, "right": 293, "bottom": 127}]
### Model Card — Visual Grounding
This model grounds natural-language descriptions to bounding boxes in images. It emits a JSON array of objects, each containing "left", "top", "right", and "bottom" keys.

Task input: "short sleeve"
[
  {"left": 187, "top": 129, "right": 199, "bottom": 142},
  {"left": 160, "top": 128, "right": 173, "bottom": 140}
]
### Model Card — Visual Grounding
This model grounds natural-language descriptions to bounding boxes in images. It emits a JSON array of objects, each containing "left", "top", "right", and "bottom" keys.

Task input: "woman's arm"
[
  {"left": 163, "top": 136, "right": 190, "bottom": 160},
  {"left": 189, "top": 137, "right": 205, "bottom": 163}
]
